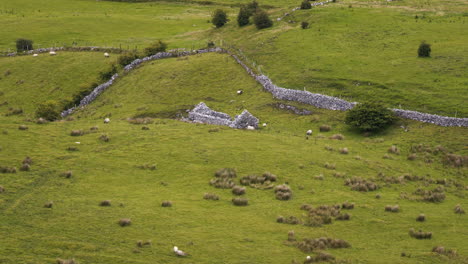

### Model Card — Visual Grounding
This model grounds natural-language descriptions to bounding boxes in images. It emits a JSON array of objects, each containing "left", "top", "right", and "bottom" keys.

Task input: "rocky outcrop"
[{"left": 188, "top": 102, "right": 259, "bottom": 129}]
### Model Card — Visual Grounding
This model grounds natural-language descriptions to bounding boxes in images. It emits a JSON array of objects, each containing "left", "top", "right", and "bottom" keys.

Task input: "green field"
[{"left": 0, "top": 0, "right": 467, "bottom": 263}]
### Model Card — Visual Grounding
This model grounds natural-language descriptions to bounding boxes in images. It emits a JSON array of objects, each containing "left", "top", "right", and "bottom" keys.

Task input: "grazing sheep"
[
  {"left": 246, "top": 125, "right": 255, "bottom": 130},
  {"left": 306, "top": 129, "right": 312, "bottom": 135},
  {"left": 104, "top": 52, "right": 110, "bottom": 57},
  {"left": 173, "top": 246, "right": 188, "bottom": 257},
  {"left": 49, "top": 51, "right": 56, "bottom": 55},
  {"left": 104, "top": 118, "right": 110, "bottom": 124},
  {"left": 237, "top": 90, "right": 243, "bottom": 95},
  {"left": 33, "top": 54, "right": 38, "bottom": 57}
]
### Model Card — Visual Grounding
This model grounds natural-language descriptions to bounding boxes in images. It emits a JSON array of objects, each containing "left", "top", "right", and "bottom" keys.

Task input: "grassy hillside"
[
  {"left": 0, "top": 53, "right": 466, "bottom": 264},
  {"left": 0, "top": 52, "right": 116, "bottom": 115}
]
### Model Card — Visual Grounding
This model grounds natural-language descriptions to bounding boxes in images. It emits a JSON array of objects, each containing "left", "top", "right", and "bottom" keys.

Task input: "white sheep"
[
  {"left": 104, "top": 52, "right": 110, "bottom": 57},
  {"left": 173, "top": 246, "right": 187, "bottom": 257},
  {"left": 33, "top": 54, "right": 38, "bottom": 57},
  {"left": 247, "top": 125, "right": 255, "bottom": 130},
  {"left": 262, "top": 123, "right": 267, "bottom": 127},
  {"left": 104, "top": 118, "right": 110, "bottom": 124},
  {"left": 237, "top": 90, "right": 243, "bottom": 95},
  {"left": 306, "top": 256, "right": 311, "bottom": 260},
  {"left": 49, "top": 51, "right": 56, "bottom": 55},
  {"left": 306, "top": 129, "right": 312, "bottom": 135}
]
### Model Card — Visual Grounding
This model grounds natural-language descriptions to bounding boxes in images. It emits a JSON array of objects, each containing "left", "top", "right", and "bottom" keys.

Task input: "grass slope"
[
  {"left": 0, "top": 53, "right": 466, "bottom": 264},
  {"left": 0, "top": 52, "right": 116, "bottom": 116}
]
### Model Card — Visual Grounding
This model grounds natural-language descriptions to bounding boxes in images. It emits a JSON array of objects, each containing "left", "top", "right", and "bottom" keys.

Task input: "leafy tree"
[
  {"left": 212, "top": 9, "right": 228, "bottom": 28},
  {"left": 144, "top": 40, "right": 167, "bottom": 56},
  {"left": 36, "top": 100, "right": 61, "bottom": 121},
  {"left": 418, "top": 41, "right": 431, "bottom": 57},
  {"left": 16, "top": 39, "right": 33, "bottom": 52},
  {"left": 301, "top": 0, "right": 312, "bottom": 9},
  {"left": 246, "top": 0, "right": 259, "bottom": 15},
  {"left": 253, "top": 10, "right": 273, "bottom": 29},
  {"left": 237, "top": 6, "right": 250, "bottom": 27},
  {"left": 345, "top": 102, "right": 396, "bottom": 132}
]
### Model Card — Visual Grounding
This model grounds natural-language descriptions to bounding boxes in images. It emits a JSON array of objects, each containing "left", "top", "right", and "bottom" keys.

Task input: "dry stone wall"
[{"left": 188, "top": 102, "right": 259, "bottom": 129}]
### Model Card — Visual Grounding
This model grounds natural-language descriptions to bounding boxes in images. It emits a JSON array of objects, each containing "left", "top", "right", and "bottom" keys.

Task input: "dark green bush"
[
  {"left": 301, "top": 0, "right": 312, "bottom": 9},
  {"left": 301, "top": 21, "right": 309, "bottom": 29},
  {"left": 237, "top": 6, "right": 251, "bottom": 27},
  {"left": 117, "top": 52, "right": 139, "bottom": 66},
  {"left": 246, "top": 0, "right": 259, "bottom": 14},
  {"left": 212, "top": 9, "right": 228, "bottom": 28},
  {"left": 16, "top": 38, "right": 33, "bottom": 52},
  {"left": 143, "top": 40, "right": 167, "bottom": 56},
  {"left": 253, "top": 10, "right": 273, "bottom": 29},
  {"left": 418, "top": 41, "right": 431, "bottom": 57},
  {"left": 345, "top": 102, "right": 396, "bottom": 132},
  {"left": 99, "top": 64, "right": 118, "bottom": 82},
  {"left": 35, "top": 100, "right": 61, "bottom": 121}
]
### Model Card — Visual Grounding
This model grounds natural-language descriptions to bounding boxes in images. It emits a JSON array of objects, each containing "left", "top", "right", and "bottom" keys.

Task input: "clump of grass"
[
  {"left": 414, "top": 186, "right": 445, "bottom": 202},
  {"left": 274, "top": 184, "right": 292, "bottom": 200},
  {"left": 388, "top": 145, "right": 400, "bottom": 155},
  {"left": 303, "top": 204, "right": 341, "bottom": 227},
  {"left": 20, "top": 163, "right": 30, "bottom": 171},
  {"left": 136, "top": 240, "right": 152, "bottom": 247},
  {"left": 332, "top": 172, "right": 346, "bottom": 178},
  {"left": 5, "top": 108, "right": 23, "bottom": 116},
  {"left": 324, "top": 145, "right": 334, "bottom": 151},
  {"left": 161, "top": 201, "right": 172, "bottom": 207},
  {"left": 339, "top": 147, "right": 349, "bottom": 154},
  {"left": 296, "top": 237, "right": 350, "bottom": 252},
  {"left": 141, "top": 126, "right": 150, "bottom": 130},
  {"left": 324, "top": 162, "right": 336, "bottom": 170},
  {"left": 232, "top": 197, "right": 248, "bottom": 206},
  {"left": 330, "top": 134, "right": 344, "bottom": 140},
  {"left": 409, "top": 228, "right": 432, "bottom": 239},
  {"left": 319, "top": 125, "right": 331, "bottom": 132},
  {"left": 385, "top": 205, "right": 400, "bottom": 212},
  {"left": 335, "top": 213, "right": 351, "bottom": 221},
  {"left": 407, "top": 153, "right": 417, "bottom": 161},
  {"left": 304, "top": 252, "right": 335, "bottom": 263},
  {"left": 137, "top": 164, "right": 157, "bottom": 170},
  {"left": 341, "top": 202, "right": 354, "bottom": 210},
  {"left": 454, "top": 204, "right": 465, "bottom": 214},
  {"left": 232, "top": 185, "right": 246, "bottom": 195},
  {"left": 277, "top": 216, "right": 301, "bottom": 224},
  {"left": 0, "top": 166, "right": 17, "bottom": 173},
  {"left": 375, "top": 193, "right": 381, "bottom": 199},
  {"left": 442, "top": 153, "right": 467, "bottom": 168},
  {"left": 240, "top": 172, "right": 277, "bottom": 189},
  {"left": 208, "top": 128, "right": 219, "bottom": 133},
  {"left": 61, "top": 171, "right": 72, "bottom": 178},
  {"left": 344, "top": 177, "right": 378, "bottom": 192},
  {"left": 382, "top": 154, "right": 393, "bottom": 159},
  {"left": 287, "top": 230, "right": 296, "bottom": 241},
  {"left": 210, "top": 177, "right": 235, "bottom": 189},
  {"left": 0, "top": 185, "right": 5, "bottom": 193},
  {"left": 22, "top": 156, "right": 32, "bottom": 165},
  {"left": 56, "top": 259, "right": 78, "bottom": 264},
  {"left": 119, "top": 218, "right": 131, "bottom": 227},
  {"left": 99, "top": 200, "right": 111, "bottom": 206},
  {"left": 70, "top": 130, "right": 84, "bottom": 136},
  {"left": 203, "top": 193, "right": 219, "bottom": 200},
  {"left": 99, "top": 134, "right": 110, "bottom": 142},
  {"left": 18, "top": 125, "right": 28, "bottom": 130},
  {"left": 215, "top": 168, "right": 237, "bottom": 178},
  {"left": 432, "top": 246, "right": 457, "bottom": 257},
  {"left": 67, "top": 146, "right": 79, "bottom": 151},
  {"left": 416, "top": 214, "right": 426, "bottom": 222},
  {"left": 127, "top": 117, "right": 154, "bottom": 124},
  {"left": 44, "top": 201, "right": 53, "bottom": 208},
  {"left": 90, "top": 126, "right": 99, "bottom": 131},
  {"left": 36, "top": 118, "right": 47, "bottom": 124}
]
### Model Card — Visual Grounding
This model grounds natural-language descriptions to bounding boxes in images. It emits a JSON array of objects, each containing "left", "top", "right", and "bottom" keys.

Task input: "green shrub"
[
  {"left": 117, "top": 52, "right": 139, "bottom": 66},
  {"left": 301, "top": 21, "right": 309, "bottom": 29},
  {"left": 143, "top": 40, "right": 167, "bottom": 56},
  {"left": 99, "top": 64, "right": 118, "bottom": 81},
  {"left": 16, "top": 38, "right": 33, "bottom": 52},
  {"left": 35, "top": 100, "right": 61, "bottom": 121},
  {"left": 253, "top": 10, "right": 273, "bottom": 29},
  {"left": 212, "top": 9, "right": 228, "bottom": 28},
  {"left": 246, "top": 0, "right": 259, "bottom": 14},
  {"left": 418, "top": 41, "right": 431, "bottom": 57},
  {"left": 237, "top": 6, "right": 251, "bottom": 27},
  {"left": 345, "top": 102, "right": 396, "bottom": 132},
  {"left": 301, "top": 0, "right": 312, "bottom": 9}
]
